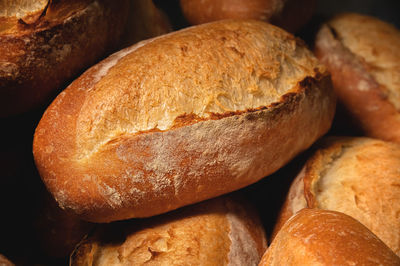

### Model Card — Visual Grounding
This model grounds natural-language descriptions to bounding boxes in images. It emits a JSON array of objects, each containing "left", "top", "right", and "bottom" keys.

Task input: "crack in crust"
[{"left": 278, "top": 137, "right": 400, "bottom": 256}]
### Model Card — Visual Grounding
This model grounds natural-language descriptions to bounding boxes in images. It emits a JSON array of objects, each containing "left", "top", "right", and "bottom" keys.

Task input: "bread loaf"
[
  {"left": 260, "top": 209, "right": 400, "bottom": 265},
  {"left": 180, "top": 0, "right": 316, "bottom": 32},
  {"left": 180, "top": 0, "right": 286, "bottom": 24},
  {"left": 70, "top": 196, "right": 267, "bottom": 266},
  {"left": 0, "top": 254, "right": 14, "bottom": 266},
  {"left": 33, "top": 19, "right": 335, "bottom": 222},
  {"left": 315, "top": 13, "right": 400, "bottom": 142},
  {"left": 273, "top": 137, "right": 400, "bottom": 255},
  {"left": 0, "top": 0, "right": 129, "bottom": 117}
]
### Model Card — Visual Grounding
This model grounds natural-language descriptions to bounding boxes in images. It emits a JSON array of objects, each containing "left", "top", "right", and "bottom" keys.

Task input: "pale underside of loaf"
[{"left": 327, "top": 13, "right": 400, "bottom": 110}]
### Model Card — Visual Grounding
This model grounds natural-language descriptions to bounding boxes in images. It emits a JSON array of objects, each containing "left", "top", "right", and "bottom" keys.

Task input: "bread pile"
[{"left": 1, "top": 0, "right": 400, "bottom": 265}]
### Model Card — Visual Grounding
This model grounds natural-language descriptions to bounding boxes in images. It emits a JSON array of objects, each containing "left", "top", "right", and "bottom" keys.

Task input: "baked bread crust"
[
  {"left": 70, "top": 196, "right": 267, "bottom": 266},
  {"left": 261, "top": 209, "right": 400, "bottom": 266},
  {"left": 273, "top": 137, "right": 400, "bottom": 255},
  {"left": 0, "top": 0, "right": 129, "bottom": 117},
  {"left": 33, "top": 19, "right": 335, "bottom": 222},
  {"left": 0, "top": 254, "right": 14, "bottom": 266},
  {"left": 180, "top": 0, "right": 316, "bottom": 32},
  {"left": 180, "top": 0, "right": 286, "bottom": 25},
  {"left": 315, "top": 13, "right": 400, "bottom": 142}
]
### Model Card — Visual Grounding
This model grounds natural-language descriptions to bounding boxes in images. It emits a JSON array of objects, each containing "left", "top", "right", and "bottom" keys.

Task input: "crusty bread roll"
[
  {"left": 260, "top": 208, "right": 400, "bottom": 266},
  {"left": 33, "top": 19, "right": 335, "bottom": 222},
  {"left": 273, "top": 137, "right": 400, "bottom": 255},
  {"left": 315, "top": 13, "right": 400, "bottom": 143},
  {"left": 70, "top": 196, "right": 267, "bottom": 266},
  {"left": 0, "top": 254, "right": 14, "bottom": 266},
  {"left": 180, "top": 0, "right": 316, "bottom": 32},
  {"left": 0, "top": 0, "right": 130, "bottom": 117}
]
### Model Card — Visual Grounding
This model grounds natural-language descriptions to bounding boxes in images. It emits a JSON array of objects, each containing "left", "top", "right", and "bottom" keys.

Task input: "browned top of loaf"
[
  {"left": 260, "top": 208, "right": 400, "bottom": 266},
  {"left": 60, "top": 19, "right": 321, "bottom": 159},
  {"left": 304, "top": 137, "right": 400, "bottom": 255},
  {"left": 327, "top": 13, "right": 400, "bottom": 109},
  {"left": 71, "top": 196, "right": 267, "bottom": 266}
]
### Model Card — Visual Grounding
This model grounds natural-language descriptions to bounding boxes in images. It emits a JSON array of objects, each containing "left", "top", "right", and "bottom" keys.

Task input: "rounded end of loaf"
[{"left": 0, "top": 0, "right": 130, "bottom": 117}]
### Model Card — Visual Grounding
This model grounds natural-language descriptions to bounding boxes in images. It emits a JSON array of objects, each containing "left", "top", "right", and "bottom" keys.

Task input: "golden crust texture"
[
  {"left": 273, "top": 137, "right": 400, "bottom": 255},
  {"left": 0, "top": 0, "right": 129, "bottom": 117},
  {"left": 315, "top": 13, "right": 400, "bottom": 142},
  {"left": 33, "top": 19, "right": 335, "bottom": 222},
  {"left": 70, "top": 196, "right": 267, "bottom": 266},
  {"left": 260, "top": 208, "right": 400, "bottom": 266},
  {"left": 0, "top": 254, "right": 14, "bottom": 266}
]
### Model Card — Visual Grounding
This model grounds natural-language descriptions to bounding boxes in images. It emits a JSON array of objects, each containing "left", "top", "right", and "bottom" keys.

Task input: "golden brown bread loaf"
[
  {"left": 0, "top": 0, "right": 130, "bottom": 117},
  {"left": 70, "top": 196, "right": 267, "bottom": 266},
  {"left": 180, "top": 0, "right": 316, "bottom": 32},
  {"left": 260, "top": 209, "right": 400, "bottom": 266},
  {"left": 33, "top": 19, "right": 335, "bottom": 222},
  {"left": 273, "top": 137, "right": 400, "bottom": 255},
  {"left": 315, "top": 13, "right": 400, "bottom": 143},
  {"left": 0, "top": 254, "right": 14, "bottom": 266}
]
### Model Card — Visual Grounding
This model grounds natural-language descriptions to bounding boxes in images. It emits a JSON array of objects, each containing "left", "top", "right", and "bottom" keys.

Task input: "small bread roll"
[
  {"left": 180, "top": 0, "right": 316, "bottom": 32},
  {"left": 273, "top": 137, "right": 400, "bottom": 255},
  {"left": 260, "top": 209, "right": 400, "bottom": 266},
  {"left": 315, "top": 13, "right": 400, "bottom": 142},
  {"left": 33, "top": 19, "right": 335, "bottom": 222},
  {"left": 0, "top": 0, "right": 130, "bottom": 117},
  {"left": 0, "top": 254, "right": 14, "bottom": 266},
  {"left": 70, "top": 196, "right": 267, "bottom": 266}
]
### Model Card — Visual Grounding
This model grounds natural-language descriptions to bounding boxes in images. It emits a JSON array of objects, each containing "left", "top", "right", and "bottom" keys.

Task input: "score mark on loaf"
[{"left": 33, "top": 19, "right": 336, "bottom": 222}]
